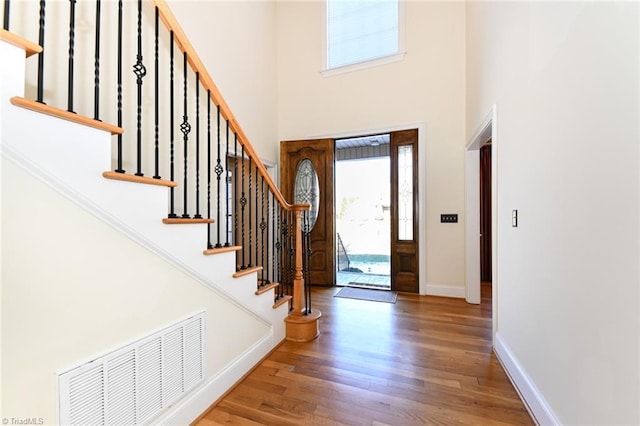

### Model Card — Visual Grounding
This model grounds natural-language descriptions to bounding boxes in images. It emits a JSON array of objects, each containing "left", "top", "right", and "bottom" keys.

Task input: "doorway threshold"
[{"left": 337, "top": 271, "right": 391, "bottom": 290}]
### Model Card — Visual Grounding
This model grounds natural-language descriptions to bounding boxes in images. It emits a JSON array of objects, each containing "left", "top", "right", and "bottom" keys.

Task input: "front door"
[
  {"left": 281, "top": 139, "right": 335, "bottom": 286},
  {"left": 390, "top": 129, "right": 419, "bottom": 293}
]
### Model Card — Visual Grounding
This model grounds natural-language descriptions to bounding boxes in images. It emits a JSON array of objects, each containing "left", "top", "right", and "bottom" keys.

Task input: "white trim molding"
[
  {"left": 494, "top": 332, "right": 560, "bottom": 426},
  {"left": 154, "top": 332, "right": 275, "bottom": 425},
  {"left": 425, "top": 283, "right": 465, "bottom": 299}
]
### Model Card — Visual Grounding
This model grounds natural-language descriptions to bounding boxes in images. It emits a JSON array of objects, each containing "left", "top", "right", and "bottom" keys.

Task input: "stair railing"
[
  {"left": 1, "top": 0, "right": 316, "bottom": 321},
  {"left": 336, "top": 232, "right": 351, "bottom": 272}
]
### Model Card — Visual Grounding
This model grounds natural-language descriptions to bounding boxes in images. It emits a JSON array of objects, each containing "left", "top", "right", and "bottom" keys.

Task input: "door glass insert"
[
  {"left": 397, "top": 145, "right": 413, "bottom": 240},
  {"left": 294, "top": 159, "right": 320, "bottom": 231}
]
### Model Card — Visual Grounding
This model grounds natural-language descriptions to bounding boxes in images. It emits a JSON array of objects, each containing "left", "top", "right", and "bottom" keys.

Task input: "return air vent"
[{"left": 58, "top": 312, "right": 205, "bottom": 425}]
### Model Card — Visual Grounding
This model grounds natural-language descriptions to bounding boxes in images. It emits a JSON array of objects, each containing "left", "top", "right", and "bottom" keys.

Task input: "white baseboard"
[
  {"left": 425, "top": 283, "right": 465, "bottom": 298},
  {"left": 494, "top": 332, "right": 560, "bottom": 425},
  {"left": 155, "top": 331, "right": 274, "bottom": 425}
]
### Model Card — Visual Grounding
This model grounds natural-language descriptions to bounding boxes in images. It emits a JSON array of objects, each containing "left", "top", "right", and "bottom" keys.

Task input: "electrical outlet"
[{"left": 441, "top": 214, "right": 458, "bottom": 223}]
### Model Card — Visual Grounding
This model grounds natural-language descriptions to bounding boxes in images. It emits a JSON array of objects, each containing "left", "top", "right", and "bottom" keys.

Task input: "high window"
[{"left": 326, "top": 0, "right": 402, "bottom": 72}]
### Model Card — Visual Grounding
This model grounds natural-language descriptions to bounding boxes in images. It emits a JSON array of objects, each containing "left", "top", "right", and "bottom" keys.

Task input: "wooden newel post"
[
  {"left": 292, "top": 208, "right": 305, "bottom": 314},
  {"left": 284, "top": 204, "right": 321, "bottom": 342}
]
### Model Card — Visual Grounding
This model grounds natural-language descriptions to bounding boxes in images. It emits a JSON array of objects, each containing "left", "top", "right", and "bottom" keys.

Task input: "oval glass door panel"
[{"left": 294, "top": 159, "right": 320, "bottom": 230}]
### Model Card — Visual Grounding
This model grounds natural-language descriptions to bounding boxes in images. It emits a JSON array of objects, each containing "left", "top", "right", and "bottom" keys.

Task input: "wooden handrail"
[{"left": 153, "top": 0, "right": 305, "bottom": 212}]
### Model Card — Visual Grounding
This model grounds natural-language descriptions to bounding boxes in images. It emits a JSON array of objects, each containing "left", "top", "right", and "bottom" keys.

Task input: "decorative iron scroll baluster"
[
  {"left": 93, "top": 0, "right": 101, "bottom": 120},
  {"left": 153, "top": 6, "right": 160, "bottom": 179},
  {"left": 207, "top": 92, "right": 212, "bottom": 248},
  {"left": 180, "top": 51, "right": 190, "bottom": 218},
  {"left": 234, "top": 134, "right": 239, "bottom": 266},
  {"left": 240, "top": 149, "right": 247, "bottom": 269},
  {"left": 288, "top": 210, "right": 295, "bottom": 306},
  {"left": 167, "top": 31, "right": 177, "bottom": 217},
  {"left": 248, "top": 157, "right": 253, "bottom": 267},
  {"left": 194, "top": 73, "right": 202, "bottom": 218},
  {"left": 3, "top": 0, "right": 9, "bottom": 30},
  {"left": 254, "top": 163, "right": 259, "bottom": 271},
  {"left": 260, "top": 176, "right": 267, "bottom": 284},
  {"left": 133, "top": 0, "right": 147, "bottom": 177},
  {"left": 276, "top": 207, "right": 283, "bottom": 298},
  {"left": 66, "top": 0, "right": 77, "bottom": 113},
  {"left": 272, "top": 193, "right": 277, "bottom": 287},
  {"left": 281, "top": 213, "right": 288, "bottom": 298},
  {"left": 114, "top": 0, "right": 124, "bottom": 172},
  {"left": 214, "top": 105, "right": 223, "bottom": 247},
  {"left": 224, "top": 121, "right": 231, "bottom": 247},
  {"left": 36, "top": 0, "right": 46, "bottom": 104}
]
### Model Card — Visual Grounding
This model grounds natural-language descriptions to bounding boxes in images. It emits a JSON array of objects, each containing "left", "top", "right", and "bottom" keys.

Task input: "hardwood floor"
[{"left": 196, "top": 285, "right": 533, "bottom": 425}]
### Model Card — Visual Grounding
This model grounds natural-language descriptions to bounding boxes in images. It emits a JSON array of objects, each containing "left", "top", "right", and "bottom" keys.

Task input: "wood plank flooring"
[{"left": 196, "top": 285, "right": 533, "bottom": 425}]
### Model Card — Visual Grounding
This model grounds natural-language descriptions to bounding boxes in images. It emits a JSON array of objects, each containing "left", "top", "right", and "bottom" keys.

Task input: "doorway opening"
[
  {"left": 479, "top": 142, "right": 492, "bottom": 295},
  {"left": 334, "top": 134, "right": 391, "bottom": 290}
]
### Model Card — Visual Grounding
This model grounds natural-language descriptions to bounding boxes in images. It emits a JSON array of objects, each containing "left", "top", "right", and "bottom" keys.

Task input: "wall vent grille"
[{"left": 58, "top": 312, "right": 205, "bottom": 425}]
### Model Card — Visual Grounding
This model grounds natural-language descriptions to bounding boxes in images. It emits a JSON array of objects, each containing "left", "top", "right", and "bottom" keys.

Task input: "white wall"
[
  {"left": 276, "top": 1, "right": 466, "bottom": 292},
  {"left": 466, "top": 2, "right": 639, "bottom": 424},
  {"left": 168, "top": 0, "right": 279, "bottom": 164},
  {"left": 1, "top": 158, "right": 270, "bottom": 423}
]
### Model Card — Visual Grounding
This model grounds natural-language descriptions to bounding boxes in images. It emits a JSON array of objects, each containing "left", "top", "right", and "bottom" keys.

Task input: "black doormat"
[{"left": 334, "top": 286, "right": 398, "bottom": 303}]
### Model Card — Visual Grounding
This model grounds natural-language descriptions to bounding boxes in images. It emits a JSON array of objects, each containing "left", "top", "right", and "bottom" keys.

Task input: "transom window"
[{"left": 326, "top": 0, "right": 401, "bottom": 71}]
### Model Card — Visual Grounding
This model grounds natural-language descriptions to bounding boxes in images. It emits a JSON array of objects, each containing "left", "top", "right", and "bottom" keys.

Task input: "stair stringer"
[{"left": 1, "top": 40, "right": 288, "bottom": 343}]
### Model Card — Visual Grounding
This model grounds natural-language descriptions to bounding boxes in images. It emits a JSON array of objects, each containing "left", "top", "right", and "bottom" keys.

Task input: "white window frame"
[{"left": 321, "top": 0, "right": 406, "bottom": 77}]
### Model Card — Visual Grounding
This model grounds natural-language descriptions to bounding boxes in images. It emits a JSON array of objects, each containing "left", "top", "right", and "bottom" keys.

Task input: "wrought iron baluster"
[
  {"left": 194, "top": 73, "right": 202, "bottom": 219},
  {"left": 207, "top": 92, "right": 212, "bottom": 248},
  {"left": 281, "top": 213, "right": 288, "bottom": 298},
  {"left": 3, "top": 0, "right": 10, "bottom": 30},
  {"left": 168, "top": 31, "right": 177, "bottom": 217},
  {"left": 234, "top": 134, "right": 238, "bottom": 247},
  {"left": 214, "top": 105, "right": 223, "bottom": 247},
  {"left": 66, "top": 0, "right": 77, "bottom": 113},
  {"left": 276, "top": 207, "right": 283, "bottom": 297},
  {"left": 272, "top": 194, "right": 277, "bottom": 286},
  {"left": 255, "top": 165, "right": 259, "bottom": 272},
  {"left": 224, "top": 121, "right": 231, "bottom": 247},
  {"left": 234, "top": 134, "right": 239, "bottom": 268},
  {"left": 115, "top": 0, "right": 124, "bottom": 172},
  {"left": 133, "top": 0, "right": 147, "bottom": 177},
  {"left": 36, "top": 0, "right": 46, "bottom": 104},
  {"left": 93, "top": 0, "right": 101, "bottom": 120},
  {"left": 153, "top": 6, "right": 160, "bottom": 179},
  {"left": 288, "top": 210, "right": 294, "bottom": 303},
  {"left": 240, "top": 149, "right": 247, "bottom": 269},
  {"left": 248, "top": 157, "right": 253, "bottom": 267},
  {"left": 304, "top": 211, "right": 312, "bottom": 314},
  {"left": 180, "top": 51, "right": 190, "bottom": 218},
  {"left": 260, "top": 176, "right": 267, "bottom": 284}
]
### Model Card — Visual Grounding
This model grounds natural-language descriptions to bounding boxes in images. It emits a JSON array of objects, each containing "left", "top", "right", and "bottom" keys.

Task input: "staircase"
[{"left": 1, "top": 1, "right": 319, "bottom": 424}]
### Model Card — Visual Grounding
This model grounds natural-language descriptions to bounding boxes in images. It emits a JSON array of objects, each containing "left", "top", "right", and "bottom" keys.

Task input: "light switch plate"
[
  {"left": 441, "top": 214, "right": 458, "bottom": 223},
  {"left": 512, "top": 209, "right": 518, "bottom": 227}
]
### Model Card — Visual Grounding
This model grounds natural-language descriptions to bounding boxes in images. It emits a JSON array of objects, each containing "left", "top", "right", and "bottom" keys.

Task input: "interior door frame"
[
  {"left": 308, "top": 122, "right": 427, "bottom": 294},
  {"left": 465, "top": 104, "right": 498, "bottom": 341}
]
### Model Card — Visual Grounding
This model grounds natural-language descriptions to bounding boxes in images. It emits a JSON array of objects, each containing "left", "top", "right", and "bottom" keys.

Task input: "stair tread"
[
  {"left": 255, "top": 282, "right": 279, "bottom": 295},
  {"left": 103, "top": 171, "right": 176, "bottom": 187},
  {"left": 273, "top": 295, "right": 292, "bottom": 309},
  {"left": 203, "top": 246, "right": 242, "bottom": 256},
  {"left": 233, "top": 266, "right": 263, "bottom": 278},
  {"left": 163, "top": 217, "right": 215, "bottom": 224},
  {"left": 11, "top": 97, "right": 122, "bottom": 134},
  {"left": 1, "top": 29, "right": 42, "bottom": 57}
]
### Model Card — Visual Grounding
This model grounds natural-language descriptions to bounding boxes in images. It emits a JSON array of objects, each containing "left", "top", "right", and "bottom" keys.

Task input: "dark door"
[
  {"left": 281, "top": 139, "right": 335, "bottom": 286},
  {"left": 480, "top": 142, "right": 492, "bottom": 282},
  {"left": 390, "top": 129, "right": 419, "bottom": 293}
]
